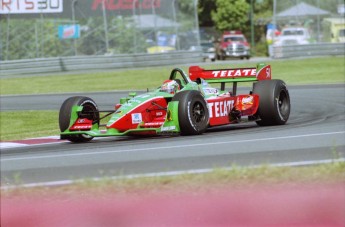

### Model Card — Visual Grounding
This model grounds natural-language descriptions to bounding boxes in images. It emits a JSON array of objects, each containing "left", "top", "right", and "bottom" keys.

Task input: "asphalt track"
[{"left": 1, "top": 84, "right": 344, "bottom": 187}]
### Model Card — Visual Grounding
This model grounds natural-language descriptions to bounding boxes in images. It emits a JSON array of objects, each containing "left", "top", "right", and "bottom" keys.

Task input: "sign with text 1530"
[{"left": 0, "top": 0, "right": 63, "bottom": 14}]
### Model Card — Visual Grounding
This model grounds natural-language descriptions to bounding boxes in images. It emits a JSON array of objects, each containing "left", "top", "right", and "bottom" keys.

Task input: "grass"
[
  {"left": 0, "top": 111, "right": 59, "bottom": 141},
  {"left": 0, "top": 56, "right": 344, "bottom": 95},
  {"left": 76, "top": 161, "right": 344, "bottom": 194},
  {"left": 2, "top": 161, "right": 344, "bottom": 196}
]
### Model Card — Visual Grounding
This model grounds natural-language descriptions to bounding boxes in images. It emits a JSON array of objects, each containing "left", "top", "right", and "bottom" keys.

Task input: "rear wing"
[{"left": 189, "top": 63, "right": 271, "bottom": 83}]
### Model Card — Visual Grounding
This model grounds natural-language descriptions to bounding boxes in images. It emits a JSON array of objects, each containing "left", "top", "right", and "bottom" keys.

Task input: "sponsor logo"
[
  {"left": 58, "top": 25, "right": 80, "bottom": 39},
  {"left": 91, "top": 0, "right": 160, "bottom": 11},
  {"left": 72, "top": 125, "right": 91, "bottom": 129},
  {"left": 208, "top": 100, "right": 234, "bottom": 118},
  {"left": 241, "top": 96, "right": 254, "bottom": 105},
  {"left": 145, "top": 122, "right": 163, "bottom": 126},
  {"left": 77, "top": 119, "right": 86, "bottom": 123},
  {"left": 131, "top": 113, "right": 142, "bottom": 124},
  {"left": 122, "top": 102, "right": 132, "bottom": 107},
  {"left": 203, "top": 87, "right": 219, "bottom": 95},
  {"left": 130, "top": 99, "right": 142, "bottom": 104},
  {"left": 211, "top": 69, "right": 256, "bottom": 78},
  {"left": 137, "top": 94, "right": 151, "bottom": 99},
  {"left": 161, "top": 126, "right": 176, "bottom": 131}
]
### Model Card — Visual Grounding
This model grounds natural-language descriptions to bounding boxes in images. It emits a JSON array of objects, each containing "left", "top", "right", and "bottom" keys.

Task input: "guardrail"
[
  {"left": 1, "top": 43, "right": 344, "bottom": 76},
  {"left": 0, "top": 51, "right": 203, "bottom": 77},
  {"left": 272, "top": 43, "right": 345, "bottom": 59}
]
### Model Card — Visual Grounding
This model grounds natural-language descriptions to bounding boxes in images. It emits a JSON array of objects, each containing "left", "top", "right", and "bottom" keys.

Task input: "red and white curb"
[{"left": 0, "top": 136, "right": 65, "bottom": 149}]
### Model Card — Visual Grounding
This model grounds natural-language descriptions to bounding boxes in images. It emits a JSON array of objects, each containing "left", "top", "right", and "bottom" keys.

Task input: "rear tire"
[
  {"left": 172, "top": 90, "right": 209, "bottom": 135},
  {"left": 253, "top": 80, "right": 290, "bottom": 126},
  {"left": 59, "top": 96, "right": 99, "bottom": 142}
]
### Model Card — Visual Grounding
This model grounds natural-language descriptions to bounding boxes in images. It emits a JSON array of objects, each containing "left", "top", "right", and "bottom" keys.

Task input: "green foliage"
[
  {"left": 112, "top": 18, "right": 148, "bottom": 54},
  {"left": 0, "top": 16, "right": 149, "bottom": 60},
  {"left": 177, "top": 0, "right": 195, "bottom": 13},
  {"left": 77, "top": 17, "right": 106, "bottom": 55},
  {"left": 211, "top": 0, "right": 250, "bottom": 31},
  {"left": 0, "top": 19, "right": 72, "bottom": 60},
  {"left": 79, "top": 17, "right": 148, "bottom": 55},
  {"left": 253, "top": 40, "right": 268, "bottom": 56},
  {"left": 199, "top": 0, "right": 216, "bottom": 27}
]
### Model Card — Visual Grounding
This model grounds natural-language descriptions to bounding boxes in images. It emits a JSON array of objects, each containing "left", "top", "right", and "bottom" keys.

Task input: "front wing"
[{"left": 60, "top": 101, "right": 182, "bottom": 139}]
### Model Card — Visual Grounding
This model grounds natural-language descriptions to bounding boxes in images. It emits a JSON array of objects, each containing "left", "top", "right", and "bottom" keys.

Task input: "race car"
[{"left": 59, "top": 63, "right": 290, "bottom": 142}]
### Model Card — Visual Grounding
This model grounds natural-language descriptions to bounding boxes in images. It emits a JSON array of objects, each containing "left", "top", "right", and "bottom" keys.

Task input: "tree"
[
  {"left": 211, "top": 0, "right": 250, "bottom": 32},
  {"left": 199, "top": 0, "right": 216, "bottom": 27}
]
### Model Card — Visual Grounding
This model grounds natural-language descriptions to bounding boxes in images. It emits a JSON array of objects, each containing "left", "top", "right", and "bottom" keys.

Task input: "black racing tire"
[
  {"left": 59, "top": 96, "right": 99, "bottom": 142},
  {"left": 172, "top": 90, "right": 209, "bottom": 135},
  {"left": 253, "top": 80, "right": 290, "bottom": 126}
]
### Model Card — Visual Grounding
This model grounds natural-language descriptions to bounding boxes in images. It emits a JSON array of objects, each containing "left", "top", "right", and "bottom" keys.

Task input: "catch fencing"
[{"left": 0, "top": 0, "right": 199, "bottom": 61}]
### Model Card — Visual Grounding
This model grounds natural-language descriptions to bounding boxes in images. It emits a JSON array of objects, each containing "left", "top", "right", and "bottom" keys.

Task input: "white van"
[{"left": 275, "top": 27, "right": 311, "bottom": 45}]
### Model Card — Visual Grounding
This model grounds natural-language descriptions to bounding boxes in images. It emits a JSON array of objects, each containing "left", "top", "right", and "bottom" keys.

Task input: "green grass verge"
[
  {"left": 3, "top": 162, "right": 344, "bottom": 196},
  {"left": 1, "top": 56, "right": 344, "bottom": 95},
  {"left": 0, "top": 111, "right": 59, "bottom": 141}
]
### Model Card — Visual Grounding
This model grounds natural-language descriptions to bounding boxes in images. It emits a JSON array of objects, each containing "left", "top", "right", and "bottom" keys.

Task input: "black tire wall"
[{"left": 253, "top": 80, "right": 291, "bottom": 126}]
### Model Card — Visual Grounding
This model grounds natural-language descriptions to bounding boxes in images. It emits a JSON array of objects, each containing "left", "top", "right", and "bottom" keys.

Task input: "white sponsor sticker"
[
  {"left": 161, "top": 126, "right": 176, "bottom": 131},
  {"left": 203, "top": 87, "right": 219, "bottom": 95},
  {"left": 131, "top": 113, "right": 142, "bottom": 124}
]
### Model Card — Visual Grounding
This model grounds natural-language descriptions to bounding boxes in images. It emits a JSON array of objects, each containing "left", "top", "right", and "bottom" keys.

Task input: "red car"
[{"left": 216, "top": 30, "right": 251, "bottom": 60}]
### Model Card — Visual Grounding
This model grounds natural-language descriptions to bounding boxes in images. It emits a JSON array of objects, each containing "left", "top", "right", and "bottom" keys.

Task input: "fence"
[
  {"left": 0, "top": 50, "right": 203, "bottom": 76},
  {"left": 0, "top": 0, "right": 200, "bottom": 61},
  {"left": 1, "top": 42, "right": 344, "bottom": 76}
]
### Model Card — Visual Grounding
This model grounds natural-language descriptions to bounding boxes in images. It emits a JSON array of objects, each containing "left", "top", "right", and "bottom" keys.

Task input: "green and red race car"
[{"left": 59, "top": 63, "right": 290, "bottom": 142}]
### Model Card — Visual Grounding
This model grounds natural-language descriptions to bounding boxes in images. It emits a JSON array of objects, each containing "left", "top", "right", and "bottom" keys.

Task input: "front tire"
[
  {"left": 172, "top": 90, "right": 209, "bottom": 135},
  {"left": 253, "top": 80, "right": 290, "bottom": 126},
  {"left": 59, "top": 96, "right": 99, "bottom": 142}
]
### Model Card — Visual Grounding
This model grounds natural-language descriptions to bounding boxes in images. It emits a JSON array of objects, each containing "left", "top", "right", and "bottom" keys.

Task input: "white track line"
[
  {"left": 1, "top": 158, "right": 344, "bottom": 190},
  {"left": 2, "top": 131, "right": 345, "bottom": 161}
]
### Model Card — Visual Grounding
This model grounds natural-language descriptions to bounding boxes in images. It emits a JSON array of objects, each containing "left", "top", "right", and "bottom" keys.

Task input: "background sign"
[
  {"left": 0, "top": 0, "right": 164, "bottom": 18},
  {"left": 58, "top": 24, "right": 80, "bottom": 39},
  {"left": 0, "top": 0, "right": 63, "bottom": 14}
]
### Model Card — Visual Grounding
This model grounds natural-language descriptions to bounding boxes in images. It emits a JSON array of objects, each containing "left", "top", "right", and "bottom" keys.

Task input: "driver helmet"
[{"left": 160, "top": 80, "right": 180, "bottom": 94}]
